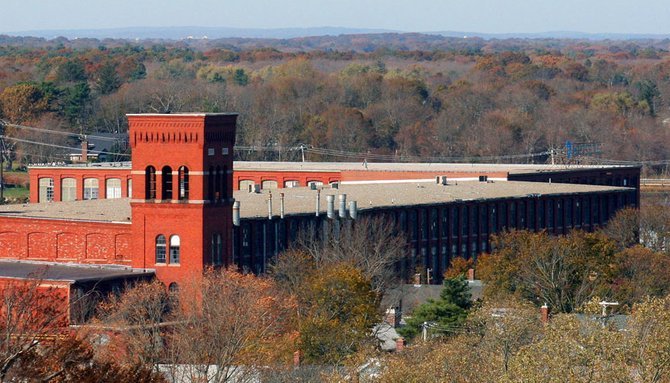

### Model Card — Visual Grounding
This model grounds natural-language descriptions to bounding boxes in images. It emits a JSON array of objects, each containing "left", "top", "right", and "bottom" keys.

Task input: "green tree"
[
  {"left": 95, "top": 62, "right": 121, "bottom": 95},
  {"left": 399, "top": 276, "right": 471, "bottom": 339}
]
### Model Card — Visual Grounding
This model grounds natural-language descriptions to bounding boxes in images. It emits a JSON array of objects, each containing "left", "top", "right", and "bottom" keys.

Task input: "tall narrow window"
[
  {"left": 222, "top": 166, "right": 228, "bottom": 200},
  {"left": 155, "top": 235, "right": 166, "bottom": 263},
  {"left": 169, "top": 235, "right": 180, "bottom": 264},
  {"left": 145, "top": 166, "right": 156, "bottom": 200},
  {"left": 178, "top": 166, "right": 189, "bottom": 200},
  {"left": 215, "top": 166, "right": 222, "bottom": 201},
  {"left": 83, "top": 178, "right": 99, "bottom": 200},
  {"left": 209, "top": 166, "right": 215, "bottom": 200},
  {"left": 162, "top": 166, "right": 173, "bottom": 200},
  {"left": 127, "top": 179, "right": 132, "bottom": 198},
  {"left": 106, "top": 178, "right": 122, "bottom": 199},
  {"left": 61, "top": 178, "right": 76, "bottom": 202},
  {"left": 38, "top": 178, "right": 54, "bottom": 202},
  {"left": 212, "top": 233, "right": 223, "bottom": 265}
]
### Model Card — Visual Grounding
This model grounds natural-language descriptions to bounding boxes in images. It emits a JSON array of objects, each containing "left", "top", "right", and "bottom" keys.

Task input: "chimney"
[
  {"left": 540, "top": 304, "right": 550, "bottom": 324},
  {"left": 326, "top": 195, "right": 335, "bottom": 219},
  {"left": 232, "top": 201, "right": 240, "bottom": 226},
  {"left": 467, "top": 268, "right": 475, "bottom": 281},
  {"left": 81, "top": 139, "right": 88, "bottom": 163},
  {"left": 280, "top": 193, "right": 285, "bottom": 219},
  {"left": 385, "top": 307, "right": 401, "bottom": 328},
  {"left": 395, "top": 337, "right": 405, "bottom": 352},
  {"left": 339, "top": 194, "right": 347, "bottom": 219},
  {"left": 349, "top": 200, "right": 357, "bottom": 220},
  {"left": 315, "top": 190, "right": 320, "bottom": 217},
  {"left": 293, "top": 350, "right": 300, "bottom": 368}
]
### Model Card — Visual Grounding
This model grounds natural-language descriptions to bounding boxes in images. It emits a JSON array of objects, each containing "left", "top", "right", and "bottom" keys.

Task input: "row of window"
[
  {"left": 38, "top": 177, "right": 130, "bottom": 202},
  {"left": 155, "top": 235, "right": 180, "bottom": 264},
  {"left": 238, "top": 179, "right": 324, "bottom": 191},
  {"left": 145, "top": 166, "right": 189, "bottom": 200}
]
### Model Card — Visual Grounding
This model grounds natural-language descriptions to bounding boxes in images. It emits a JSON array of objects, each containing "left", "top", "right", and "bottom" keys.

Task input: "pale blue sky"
[{"left": 3, "top": 0, "right": 670, "bottom": 34}]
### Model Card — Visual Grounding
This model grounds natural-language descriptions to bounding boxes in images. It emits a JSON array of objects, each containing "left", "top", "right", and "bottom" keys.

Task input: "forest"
[{"left": 0, "top": 33, "right": 669, "bottom": 174}]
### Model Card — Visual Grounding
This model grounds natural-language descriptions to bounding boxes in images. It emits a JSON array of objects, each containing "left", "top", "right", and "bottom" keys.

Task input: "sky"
[{"left": 3, "top": 0, "right": 670, "bottom": 35}]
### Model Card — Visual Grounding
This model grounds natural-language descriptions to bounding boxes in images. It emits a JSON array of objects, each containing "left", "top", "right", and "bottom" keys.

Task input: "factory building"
[{"left": 0, "top": 113, "right": 639, "bottom": 323}]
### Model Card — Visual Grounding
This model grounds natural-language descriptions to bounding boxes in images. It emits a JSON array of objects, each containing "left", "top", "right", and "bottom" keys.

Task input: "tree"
[
  {"left": 0, "top": 83, "right": 50, "bottom": 124},
  {"left": 399, "top": 276, "right": 471, "bottom": 340},
  {"left": 478, "top": 231, "right": 616, "bottom": 313},
  {"left": 94, "top": 62, "right": 122, "bottom": 95},
  {"left": 299, "top": 263, "right": 379, "bottom": 364},
  {"left": 167, "top": 269, "right": 297, "bottom": 383}
]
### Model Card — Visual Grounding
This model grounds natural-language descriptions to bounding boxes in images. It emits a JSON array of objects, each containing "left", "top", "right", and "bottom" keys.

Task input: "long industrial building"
[{"left": 0, "top": 113, "right": 639, "bottom": 323}]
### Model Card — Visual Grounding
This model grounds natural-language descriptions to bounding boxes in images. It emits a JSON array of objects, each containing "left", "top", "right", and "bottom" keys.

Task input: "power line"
[
  {"left": 0, "top": 136, "right": 131, "bottom": 157},
  {"left": 0, "top": 120, "right": 122, "bottom": 141}
]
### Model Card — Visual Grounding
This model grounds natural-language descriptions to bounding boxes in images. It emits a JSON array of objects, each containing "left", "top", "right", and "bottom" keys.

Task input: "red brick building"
[{"left": 1, "top": 113, "right": 641, "bottom": 306}]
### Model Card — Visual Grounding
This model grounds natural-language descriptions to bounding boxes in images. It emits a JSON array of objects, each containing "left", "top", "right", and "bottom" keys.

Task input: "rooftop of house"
[
  {"left": 0, "top": 260, "right": 154, "bottom": 284},
  {"left": 0, "top": 181, "right": 633, "bottom": 223}
]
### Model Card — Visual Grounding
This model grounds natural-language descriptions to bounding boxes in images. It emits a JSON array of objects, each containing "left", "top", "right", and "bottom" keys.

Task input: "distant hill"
[
  {"left": 5, "top": 26, "right": 670, "bottom": 41},
  {"left": 6, "top": 26, "right": 397, "bottom": 40}
]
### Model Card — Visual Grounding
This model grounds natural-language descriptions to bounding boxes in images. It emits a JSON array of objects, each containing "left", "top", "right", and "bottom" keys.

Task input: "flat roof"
[
  {"left": 0, "top": 260, "right": 154, "bottom": 283},
  {"left": 125, "top": 113, "right": 238, "bottom": 117},
  {"left": 0, "top": 181, "right": 632, "bottom": 222},
  {"left": 235, "top": 180, "right": 632, "bottom": 218},
  {"left": 0, "top": 198, "right": 132, "bottom": 223}
]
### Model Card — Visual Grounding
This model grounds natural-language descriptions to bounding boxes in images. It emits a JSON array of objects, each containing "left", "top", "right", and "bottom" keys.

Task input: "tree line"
[{"left": 0, "top": 35, "right": 669, "bottom": 174}]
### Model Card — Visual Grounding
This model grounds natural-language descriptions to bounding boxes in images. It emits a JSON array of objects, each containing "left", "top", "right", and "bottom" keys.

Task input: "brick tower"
[{"left": 128, "top": 113, "right": 237, "bottom": 288}]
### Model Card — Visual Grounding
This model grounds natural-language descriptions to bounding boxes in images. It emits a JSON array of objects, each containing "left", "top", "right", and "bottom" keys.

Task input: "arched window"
[
  {"left": 145, "top": 166, "right": 156, "bottom": 200},
  {"left": 162, "top": 166, "right": 173, "bottom": 200},
  {"left": 83, "top": 178, "right": 99, "bottom": 200},
  {"left": 284, "top": 180, "right": 300, "bottom": 188},
  {"left": 38, "top": 178, "right": 54, "bottom": 202},
  {"left": 106, "top": 178, "right": 122, "bottom": 199},
  {"left": 212, "top": 233, "right": 223, "bottom": 265},
  {"left": 261, "top": 180, "right": 278, "bottom": 190},
  {"left": 61, "top": 178, "right": 76, "bottom": 201},
  {"left": 178, "top": 166, "right": 189, "bottom": 200},
  {"left": 239, "top": 180, "right": 254, "bottom": 192},
  {"left": 155, "top": 235, "right": 166, "bottom": 263},
  {"left": 169, "top": 235, "right": 180, "bottom": 264}
]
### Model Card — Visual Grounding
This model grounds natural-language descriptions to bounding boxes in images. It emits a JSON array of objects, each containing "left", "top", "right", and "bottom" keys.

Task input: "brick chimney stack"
[
  {"left": 540, "top": 304, "right": 550, "bottom": 324},
  {"left": 467, "top": 268, "right": 475, "bottom": 281},
  {"left": 81, "top": 139, "right": 88, "bottom": 163},
  {"left": 293, "top": 350, "right": 301, "bottom": 367}
]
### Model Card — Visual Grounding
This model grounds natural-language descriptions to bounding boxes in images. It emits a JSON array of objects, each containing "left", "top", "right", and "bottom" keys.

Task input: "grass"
[{"left": 2, "top": 186, "right": 29, "bottom": 203}]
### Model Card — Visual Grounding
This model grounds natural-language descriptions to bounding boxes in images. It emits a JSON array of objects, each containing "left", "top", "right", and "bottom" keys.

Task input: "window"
[
  {"left": 155, "top": 235, "right": 166, "bottom": 263},
  {"left": 127, "top": 179, "right": 132, "bottom": 198},
  {"left": 106, "top": 178, "right": 122, "bottom": 199},
  {"left": 178, "top": 166, "right": 189, "bottom": 200},
  {"left": 284, "top": 180, "right": 300, "bottom": 188},
  {"left": 239, "top": 180, "right": 254, "bottom": 192},
  {"left": 145, "top": 166, "right": 156, "bottom": 199},
  {"left": 212, "top": 233, "right": 223, "bottom": 265},
  {"left": 261, "top": 180, "right": 278, "bottom": 190},
  {"left": 169, "top": 235, "right": 180, "bottom": 264},
  {"left": 307, "top": 180, "right": 323, "bottom": 188},
  {"left": 38, "top": 178, "right": 54, "bottom": 202},
  {"left": 83, "top": 178, "right": 99, "bottom": 200},
  {"left": 162, "top": 166, "right": 173, "bottom": 200},
  {"left": 61, "top": 178, "right": 76, "bottom": 202}
]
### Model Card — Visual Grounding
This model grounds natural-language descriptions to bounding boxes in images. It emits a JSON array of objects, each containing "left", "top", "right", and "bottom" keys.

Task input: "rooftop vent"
[{"left": 479, "top": 175, "right": 488, "bottom": 182}]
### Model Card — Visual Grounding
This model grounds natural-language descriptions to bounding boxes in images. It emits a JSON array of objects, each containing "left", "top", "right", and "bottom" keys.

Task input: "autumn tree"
[{"left": 298, "top": 263, "right": 379, "bottom": 365}]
